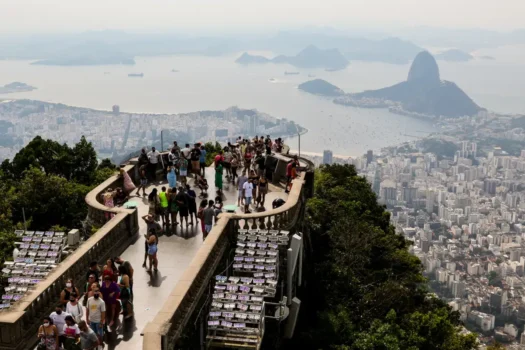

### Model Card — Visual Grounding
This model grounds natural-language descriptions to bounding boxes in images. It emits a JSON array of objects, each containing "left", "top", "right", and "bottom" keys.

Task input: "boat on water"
[
  {"left": 269, "top": 78, "right": 277, "bottom": 82},
  {"left": 284, "top": 71, "right": 300, "bottom": 75},
  {"left": 171, "top": 69, "right": 179, "bottom": 73},
  {"left": 128, "top": 73, "right": 144, "bottom": 77},
  {"left": 308, "top": 74, "right": 316, "bottom": 78}
]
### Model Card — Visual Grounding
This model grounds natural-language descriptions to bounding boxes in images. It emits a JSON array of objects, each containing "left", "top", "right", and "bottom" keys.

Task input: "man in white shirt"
[
  {"left": 50, "top": 304, "right": 70, "bottom": 348},
  {"left": 242, "top": 177, "right": 254, "bottom": 214},
  {"left": 147, "top": 147, "right": 160, "bottom": 181},
  {"left": 86, "top": 287, "right": 106, "bottom": 345}
]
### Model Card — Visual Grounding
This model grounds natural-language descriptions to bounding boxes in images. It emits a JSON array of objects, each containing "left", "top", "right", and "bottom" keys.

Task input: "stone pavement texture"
[{"left": 106, "top": 166, "right": 288, "bottom": 349}]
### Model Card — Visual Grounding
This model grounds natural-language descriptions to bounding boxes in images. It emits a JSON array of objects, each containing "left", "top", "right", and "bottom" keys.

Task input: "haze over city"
[{"left": 2, "top": 1, "right": 525, "bottom": 350}]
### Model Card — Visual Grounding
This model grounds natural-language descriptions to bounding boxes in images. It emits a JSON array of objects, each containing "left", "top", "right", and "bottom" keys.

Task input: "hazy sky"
[{"left": 2, "top": 0, "right": 524, "bottom": 34}]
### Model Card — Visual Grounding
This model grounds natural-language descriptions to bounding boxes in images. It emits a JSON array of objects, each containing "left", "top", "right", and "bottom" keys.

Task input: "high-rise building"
[
  {"left": 112, "top": 105, "right": 120, "bottom": 114},
  {"left": 366, "top": 150, "right": 373, "bottom": 165},
  {"left": 323, "top": 150, "right": 333, "bottom": 165},
  {"left": 244, "top": 115, "right": 258, "bottom": 135}
]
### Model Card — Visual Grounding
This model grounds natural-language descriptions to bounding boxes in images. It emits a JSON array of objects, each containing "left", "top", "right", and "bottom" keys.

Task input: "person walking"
[
  {"left": 86, "top": 286, "right": 106, "bottom": 347},
  {"left": 38, "top": 316, "right": 59, "bottom": 350},
  {"left": 242, "top": 177, "right": 254, "bottom": 213},
  {"left": 147, "top": 147, "right": 160, "bottom": 182},
  {"left": 223, "top": 147, "right": 232, "bottom": 179},
  {"left": 215, "top": 161, "right": 224, "bottom": 195},
  {"left": 199, "top": 145, "right": 207, "bottom": 176},
  {"left": 78, "top": 321, "right": 99, "bottom": 350},
  {"left": 66, "top": 292, "right": 83, "bottom": 324},
  {"left": 63, "top": 315, "right": 81, "bottom": 349},
  {"left": 166, "top": 165, "right": 177, "bottom": 189},
  {"left": 50, "top": 304, "right": 70, "bottom": 348},
  {"left": 203, "top": 200, "right": 215, "bottom": 239},
  {"left": 60, "top": 278, "right": 80, "bottom": 307}
]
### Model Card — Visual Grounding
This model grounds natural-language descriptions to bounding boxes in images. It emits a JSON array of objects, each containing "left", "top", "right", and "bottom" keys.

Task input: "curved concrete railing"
[{"left": 142, "top": 154, "right": 312, "bottom": 350}]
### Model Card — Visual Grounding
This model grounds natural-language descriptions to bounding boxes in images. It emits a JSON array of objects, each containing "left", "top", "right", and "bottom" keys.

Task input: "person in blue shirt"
[{"left": 199, "top": 145, "right": 207, "bottom": 177}]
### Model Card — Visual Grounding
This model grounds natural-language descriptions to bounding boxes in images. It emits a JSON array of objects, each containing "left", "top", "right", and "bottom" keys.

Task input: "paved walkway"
[{"left": 106, "top": 166, "right": 288, "bottom": 349}]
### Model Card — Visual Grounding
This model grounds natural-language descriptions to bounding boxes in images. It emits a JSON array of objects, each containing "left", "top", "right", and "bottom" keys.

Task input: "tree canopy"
[
  {"left": 286, "top": 164, "right": 477, "bottom": 349},
  {"left": 0, "top": 136, "right": 115, "bottom": 263}
]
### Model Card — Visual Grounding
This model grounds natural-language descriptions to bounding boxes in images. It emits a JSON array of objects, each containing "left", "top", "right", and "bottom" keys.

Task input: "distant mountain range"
[
  {"left": 299, "top": 51, "right": 483, "bottom": 118},
  {"left": 435, "top": 49, "right": 473, "bottom": 62},
  {"left": 236, "top": 45, "right": 349, "bottom": 70}
]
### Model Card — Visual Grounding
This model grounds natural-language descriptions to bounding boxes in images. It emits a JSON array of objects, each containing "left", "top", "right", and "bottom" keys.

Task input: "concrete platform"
[{"left": 106, "top": 167, "right": 288, "bottom": 349}]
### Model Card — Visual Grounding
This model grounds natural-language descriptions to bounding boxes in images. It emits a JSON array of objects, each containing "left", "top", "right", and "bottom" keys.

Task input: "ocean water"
[{"left": 0, "top": 47, "right": 524, "bottom": 157}]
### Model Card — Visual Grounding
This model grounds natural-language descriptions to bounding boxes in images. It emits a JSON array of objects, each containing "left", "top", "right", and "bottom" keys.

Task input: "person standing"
[
  {"left": 186, "top": 184, "right": 198, "bottom": 226},
  {"left": 168, "top": 187, "right": 179, "bottom": 228},
  {"left": 147, "top": 147, "right": 160, "bottom": 182},
  {"left": 255, "top": 151, "right": 265, "bottom": 178},
  {"left": 199, "top": 145, "right": 207, "bottom": 176},
  {"left": 197, "top": 200, "right": 207, "bottom": 238},
  {"left": 118, "top": 265, "right": 133, "bottom": 319},
  {"left": 135, "top": 164, "right": 148, "bottom": 197},
  {"left": 171, "top": 141, "right": 181, "bottom": 155},
  {"left": 258, "top": 175, "right": 268, "bottom": 207},
  {"left": 100, "top": 275, "right": 119, "bottom": 327},
  {"left": 181, "top": 143, "right": 192, "bottom": 175},
  {"left": 175, "top": 187, "right": 189, "bottom": 227},
  {"left": 146, "top": 229, "right": 159, "bottom": 273},
  {"left": 86, "top": 287, "right": 106, "bottom": 346},
  {"left": 159, "top": 186, "right": 170, "bottom": 227},
  {"left": 230, "top": 154, "right": 239, "bottom": 184},
  {"left": 38, "top": 316, "right": 59, "bottom": 350},
  {"left": 203, "top": 200, "right": 215, "bottom": 238},
  {"left": 223, "top": 147, "right": 233, "bottom": 179},
  {"left": 237, "top": 171, "right": 248, "bottom": 207},
  {"left": 138, "top": 148, "right": 149, "bottom": 168},
  {"left": 115, "top": 257, "right": 134, "bottom": 301},
  {"left": 215, "top": 161, "right": 224, "bottom": 195},
  {"left": 190, "top": 144, "right": 201, "bottom": 178},
  {"left": 166, "top": 165, "right": 177, "bottom": 189},
  {"left": 148, "top": 188, "right": 161, "bottom": 221},
  {"left": 242, "top": 177, "right": 254, "bottom": 213},
  {"left": 178, "top": 157, "right": 188, "bottom": 186},
  {"left": 50, "top": 304, "right": 70, "bottom": 348},
  {"left": 119, "top": 167, "right": 136, "bottom": 195},
  {"left": 78, "top": 321, "right": 99, "bottom": 350},
  {"left": 214, "top": 150, "right": 224, "bottom": 167}
]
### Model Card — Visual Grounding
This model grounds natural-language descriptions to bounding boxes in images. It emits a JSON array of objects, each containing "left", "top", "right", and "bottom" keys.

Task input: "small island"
[
  {"left": 435, "top": 49, "right": 473, "bottom": 62},
  {"left": 0, "top": 82, "right": 37, "bottom": 94},
  {"left": 298, "top": 79, "right": 345, "bottom": 97},
  {"left": 236, "top": 45, "right": 349, "bottom": 71}
]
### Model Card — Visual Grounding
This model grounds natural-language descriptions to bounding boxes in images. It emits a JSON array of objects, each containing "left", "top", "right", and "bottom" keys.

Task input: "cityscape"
[{"left": 317, "top": 111, "right": 525, "bottom": 348}]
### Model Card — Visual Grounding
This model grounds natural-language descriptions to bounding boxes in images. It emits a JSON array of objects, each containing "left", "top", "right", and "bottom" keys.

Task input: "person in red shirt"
[
  {"left": 285, "top": 160, "right": 294, "bottom": 193},
  {"left": 214, "top": 150, "right": 224, "bottom": 167}
]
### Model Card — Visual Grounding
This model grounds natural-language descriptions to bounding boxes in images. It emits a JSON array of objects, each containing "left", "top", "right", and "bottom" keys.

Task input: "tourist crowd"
[{"left": 37, "top": 258, "right": 134, "bottom": 350}]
